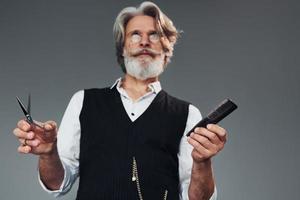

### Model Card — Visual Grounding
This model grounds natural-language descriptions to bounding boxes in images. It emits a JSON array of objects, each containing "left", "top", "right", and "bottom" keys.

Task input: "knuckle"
[
  {"left": 13, "top": 128, "right": 19, "bottom": 136},
  {"left": 18, "top": 146, "right": 25, "bottom": 153},
  {"left": 27, "top": 141, "right": 34, "bottom": 146},
  {"left": 221, "top": 126, "right": 226, "bottom": 132},
  {"left": 188, "top": 137, "right": 196, "bottom": 146},
  {"left": 195, "top": 127, "right": 204, "bottom": 133},
  {"left": 206, "top": 150, "right": 213, "bottom": 156},
  {"left": 199, "top": 127, "right": 206, "bottom": 133},
  {"left": 20, "top": 124, "right": 29, "bottom": 131},
  {"left": 220, "top": 129, "right": 227, "bottom": 136},
  {"left": 211, "top": 134, "right": 218, "bottom": 141},
  {"left": 24, "top": 146, "right": 31, "bottom": 153},
  {"left": 194, "top": 141, "right": 201, "bottom": 149},
  {"left": 191, "top": 133, "right": 197, "bottom": 140},
  {"left": 221, "top": 130, "right": 226, "bottom": 136},
  {"left": 52, "top": 121, "right": 57, "bottom": 127},
  {"left": 27, "top": 131, "right": 34, "bottom": 139},
  {"left": 19, "top": 119, "right": 26, "bottom": 127},
  {"left": 194, "top": 127, "right": 200, "bottom": 133},
  {"left": 17, "top": 120, "right": 22, "bottom": 127},
  {"left": 16, "top": 129, "right": 24, "bottom": 138},
  {"left": 217, "top": 131, "right": 225, "bottom": 138},
  {"left": 211, "top": 148, "right": 218, "bottom": 155},
  {"left": 199, "top": 136, "right": 208, "bottom": 144}
]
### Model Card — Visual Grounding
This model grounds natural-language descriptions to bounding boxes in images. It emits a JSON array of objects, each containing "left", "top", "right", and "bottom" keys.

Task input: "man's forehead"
[{"left": 126, "top": 15, "right": 157, "bottom": 33}]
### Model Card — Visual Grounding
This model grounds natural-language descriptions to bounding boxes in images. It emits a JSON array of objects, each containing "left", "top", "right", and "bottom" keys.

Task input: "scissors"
[{"left": 16, "top": 94, "right": 44, "bottom": 129}]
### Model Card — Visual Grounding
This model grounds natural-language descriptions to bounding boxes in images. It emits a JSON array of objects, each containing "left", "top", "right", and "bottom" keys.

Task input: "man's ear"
[{"left": 164, "top": 56, "right": 168, "bottom": 67}]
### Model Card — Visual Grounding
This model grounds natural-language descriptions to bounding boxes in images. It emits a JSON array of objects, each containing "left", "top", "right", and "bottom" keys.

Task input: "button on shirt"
[{"left": 39, "top": 78, "right": 217, "bottom": 200}]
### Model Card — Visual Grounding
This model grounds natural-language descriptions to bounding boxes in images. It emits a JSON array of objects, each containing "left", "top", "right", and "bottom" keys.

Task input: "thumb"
[{"left": 43, "top": 121, "right": 57, "bottom": 131}]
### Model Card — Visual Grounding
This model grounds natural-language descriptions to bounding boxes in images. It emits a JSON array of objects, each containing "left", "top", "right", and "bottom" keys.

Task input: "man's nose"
[{"left": 139, "top": 35, "right": 150, "bottom": 47}]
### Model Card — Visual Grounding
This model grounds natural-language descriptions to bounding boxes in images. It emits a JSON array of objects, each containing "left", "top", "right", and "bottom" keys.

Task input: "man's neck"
[{"left": 121, "top": 74, "right": 158, "bottom": 101}]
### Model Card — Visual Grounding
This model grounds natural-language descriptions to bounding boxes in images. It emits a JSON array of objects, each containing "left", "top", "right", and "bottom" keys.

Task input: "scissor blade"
[
  {"left": 28, "top": 93, "right": 31, "bottom": 115},
  {"left": 16, "top": 95, "right": 44, "bottom": 129},
  {"left": 16, "top": 96, "right": 29, "bottom": 116}
]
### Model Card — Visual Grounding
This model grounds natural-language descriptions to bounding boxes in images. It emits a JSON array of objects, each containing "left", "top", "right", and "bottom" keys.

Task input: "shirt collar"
[
  {"left": 110, "top": 77, "right": 162, "bottom": 94},
  {"left": 110, "top": 77, "right": 123, "bottom": 90}
]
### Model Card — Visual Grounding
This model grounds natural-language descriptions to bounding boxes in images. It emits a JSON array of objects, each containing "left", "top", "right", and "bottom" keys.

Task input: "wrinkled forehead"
[{"left": 125, "top": 15, "right": 157, "bottom": 34}]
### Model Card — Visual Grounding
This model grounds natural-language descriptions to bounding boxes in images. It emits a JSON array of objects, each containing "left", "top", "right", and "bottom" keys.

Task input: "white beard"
[{"left": 123, "top": 50, "right": 165, "bottom": 80}]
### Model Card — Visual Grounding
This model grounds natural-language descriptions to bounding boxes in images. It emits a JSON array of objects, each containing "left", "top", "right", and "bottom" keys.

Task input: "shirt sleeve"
[
  {"left": 178, "top": 104, "right": 217, "bottom": 200},
  {"left": 38, "top": 90, "right": 84, "bottom": 197}
]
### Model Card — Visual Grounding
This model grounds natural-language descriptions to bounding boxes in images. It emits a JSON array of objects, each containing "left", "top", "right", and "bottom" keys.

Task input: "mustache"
[{"left": 130, "top": 48, "right": 161, "bottom": 57}]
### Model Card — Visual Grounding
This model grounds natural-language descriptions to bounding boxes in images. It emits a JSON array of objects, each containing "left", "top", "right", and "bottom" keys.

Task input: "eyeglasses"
[{"left": 129, "top": 32, "right": 160, "bottom": 44}]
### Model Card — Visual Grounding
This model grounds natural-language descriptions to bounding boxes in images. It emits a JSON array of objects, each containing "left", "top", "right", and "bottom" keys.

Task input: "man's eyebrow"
[
  {"left": 126, "top": 29, "right": 158, "bottom": 35},
  {"left": 148, "top": 30, "right": 158, "bottom": 34},
  {"left": 126, "top": 30, "right": 140, "bottom": 35}
]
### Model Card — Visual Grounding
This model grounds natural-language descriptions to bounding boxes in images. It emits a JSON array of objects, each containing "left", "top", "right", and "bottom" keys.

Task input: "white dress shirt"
[{"left": 39, "top": 78, "right": 217, "bottom": 200}]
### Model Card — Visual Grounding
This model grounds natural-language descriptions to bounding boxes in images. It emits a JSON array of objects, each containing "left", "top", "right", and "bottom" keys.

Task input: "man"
[{"left": 13, "top": 2, "right": 227, "bottom": 200}]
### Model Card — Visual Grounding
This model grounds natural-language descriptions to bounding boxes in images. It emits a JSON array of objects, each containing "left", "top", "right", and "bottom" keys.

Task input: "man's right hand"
[
  {"left": 13, "top": 119, "right": 65, "bottom": 190},
  {"left": 13, "top": 119, "right": 58, "bottom": 155}
]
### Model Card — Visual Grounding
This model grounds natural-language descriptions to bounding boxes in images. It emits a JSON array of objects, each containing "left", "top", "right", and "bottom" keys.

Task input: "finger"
[
  {"left": 207, "top": 124, "right": 227, "bottom": 141},
  {"left": 31, "top": 120, "right": 57, "bottom": 135},
  {"left": 13, "top": 128, "right": 35, "bottom": 139},
  {"left": 190, "top": 132, "right": 217, "bottom": 150},
  {"left": 18, "top": 138, "right": 40, "bottom": 147},
  {"left": 17, "top": 145, "right": 32, "bottom": 154},
  {"left": 194, "top": 127, "right": 221, "bottom": 144},
  {"left": 187, "top": 137, "right": 211, "bottom": 157},
  {"left": 17, "top": 119, "right": 32, "bottom": 132}
]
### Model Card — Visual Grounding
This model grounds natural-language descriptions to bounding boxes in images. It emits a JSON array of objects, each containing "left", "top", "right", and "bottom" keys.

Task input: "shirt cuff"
[{"left": 209, "top": 187, "right": 217, "bottom": 200}]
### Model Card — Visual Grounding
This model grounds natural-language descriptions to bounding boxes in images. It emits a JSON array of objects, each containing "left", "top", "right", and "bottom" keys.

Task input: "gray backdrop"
[{"left": 1, "top": 0, "right": 299, "bottom": 199}]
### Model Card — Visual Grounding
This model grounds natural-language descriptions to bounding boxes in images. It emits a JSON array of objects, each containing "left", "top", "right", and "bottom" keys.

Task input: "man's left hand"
[{"left": 187, "top": 124, "right": 227, "bottom": 163}]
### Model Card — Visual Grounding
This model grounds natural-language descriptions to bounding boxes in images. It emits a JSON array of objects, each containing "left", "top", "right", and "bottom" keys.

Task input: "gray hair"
[{"left": 113, "top": 1, "right": 180, "bottom": 73}]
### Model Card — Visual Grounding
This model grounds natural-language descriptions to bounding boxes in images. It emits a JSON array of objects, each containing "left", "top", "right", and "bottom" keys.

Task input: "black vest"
[{"left": 76, "top": 87, "right": 189, "bottom": 200}]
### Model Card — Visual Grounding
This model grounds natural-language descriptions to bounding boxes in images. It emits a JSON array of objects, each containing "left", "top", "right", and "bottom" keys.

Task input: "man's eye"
[
  {"left": 149, "top": 33, "right": 160, "bottom": 43},
  {"left": 130, "top": 34, "right": 141, "bottom": 43}
]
